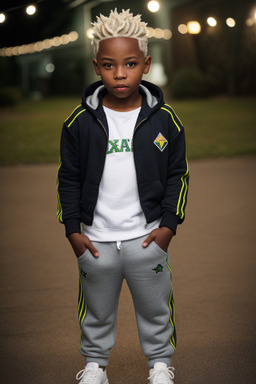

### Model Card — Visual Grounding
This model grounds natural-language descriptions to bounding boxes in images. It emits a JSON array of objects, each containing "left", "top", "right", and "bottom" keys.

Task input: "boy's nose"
[{"left": 114, "top": 66, "right": 127, "bottom": 79}]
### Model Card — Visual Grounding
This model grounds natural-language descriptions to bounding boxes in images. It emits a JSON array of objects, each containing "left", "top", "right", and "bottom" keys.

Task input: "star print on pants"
[
  {"left": 80, "top": 269, "right": 87, "bottom": 278},
  {"left": 153, "top": 264, "right": 164, "bottom": 273}
]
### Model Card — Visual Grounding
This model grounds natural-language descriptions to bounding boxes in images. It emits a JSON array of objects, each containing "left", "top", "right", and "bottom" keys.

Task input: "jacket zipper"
[
  {"left": 98, "top": 115, "right": 147, "bottom": 139},
  {"left": 132, "top": 117, "right": 148, "bottom": 223},
  {"left": 131, "top": 117, "right": 147, "bottom": 150},
  {"left": 134, "top": 118, "right": 147, "bottom": 135},
  {"left": 97, "top": 118, "right": 108, "bottom": 139}
]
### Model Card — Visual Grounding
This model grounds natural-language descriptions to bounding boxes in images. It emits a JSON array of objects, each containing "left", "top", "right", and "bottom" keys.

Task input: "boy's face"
[{"left": 93, "top": 37, "right": 151, "bottom": 106}]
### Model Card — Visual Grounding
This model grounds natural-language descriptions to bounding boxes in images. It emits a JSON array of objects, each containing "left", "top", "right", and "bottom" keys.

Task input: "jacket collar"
[{"left": 82, "top": 80, "right": 163, "bottom": 115}]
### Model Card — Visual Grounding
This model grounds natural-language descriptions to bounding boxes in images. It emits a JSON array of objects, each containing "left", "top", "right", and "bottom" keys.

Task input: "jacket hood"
[{"left": 81, "top": 80, "right": 164, "bottom": 115}]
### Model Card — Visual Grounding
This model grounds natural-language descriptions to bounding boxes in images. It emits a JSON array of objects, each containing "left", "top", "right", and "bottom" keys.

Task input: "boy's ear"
[
  {"left": 93, "top": 58, "right": 100, "bottom": 76},
  {"left": 143, "top": 56, "right": 152, "bottom": 75}
]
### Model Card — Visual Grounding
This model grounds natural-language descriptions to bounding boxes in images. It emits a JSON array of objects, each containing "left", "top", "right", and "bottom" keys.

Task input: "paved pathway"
[{"left": 0, "top": 157, "right": 255, "bottom": 384}]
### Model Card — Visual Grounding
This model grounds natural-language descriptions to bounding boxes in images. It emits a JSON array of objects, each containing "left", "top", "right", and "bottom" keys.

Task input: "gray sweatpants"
[{"left": 77, "top": 235, "right": 176, "bottom": 368}]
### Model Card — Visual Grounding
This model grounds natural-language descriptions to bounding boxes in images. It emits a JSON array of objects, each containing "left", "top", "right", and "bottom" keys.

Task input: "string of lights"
[
  {"left": 2, "top": 11, "right": 256, "bottom": 58},
  {"left": 0, "top": 31, "right": 79, "bottom": 57},
  {"left": 0, "top": 0, "right": 75, "bottom": 49},
  {"left": 1, "top": 1, "right": 255, "bottom": 55},
  {"left": 0, "top": 0, "right": 45, "bottom": 14},
  {"left": 0, "top": 27, "right": 172, "bottom": 57},
  {"left": 0, "top": 1, "right": 47, "bottom": 24}
]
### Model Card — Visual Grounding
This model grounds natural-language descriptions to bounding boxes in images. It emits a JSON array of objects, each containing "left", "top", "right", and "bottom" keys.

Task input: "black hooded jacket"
[{"left": 57, "top": 80, "right": 189, "bottom": 237}]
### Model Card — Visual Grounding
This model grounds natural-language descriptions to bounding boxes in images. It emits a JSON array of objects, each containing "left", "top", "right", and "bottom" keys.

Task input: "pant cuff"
[
  {"left": 148, "top": 357, "right": 172, "bottom": 368},
  {"left": 85, "top": 357, "right": 109, "bottom": 367}
]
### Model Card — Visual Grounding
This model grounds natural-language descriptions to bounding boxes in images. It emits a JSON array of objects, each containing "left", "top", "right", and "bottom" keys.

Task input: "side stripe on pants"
[
  {"left": 78, "top": 269, "right": 87, "bottom": 326},
  {"left": 167, "top": 262, "right": 176, "bottom": 349}
]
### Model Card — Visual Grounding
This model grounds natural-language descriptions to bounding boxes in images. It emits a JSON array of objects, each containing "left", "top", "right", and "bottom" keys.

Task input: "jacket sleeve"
[
  {"left": 159, "top": 109, "right": 189, "bottom": 234},
  {"left": 56, "top": 119, "right": 82, "bottom": 237}
]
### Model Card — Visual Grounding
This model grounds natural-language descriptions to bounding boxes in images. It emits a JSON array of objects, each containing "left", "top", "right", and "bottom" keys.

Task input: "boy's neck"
[{"left": 102, "top": 92, "right": 142, "bottom": 112}]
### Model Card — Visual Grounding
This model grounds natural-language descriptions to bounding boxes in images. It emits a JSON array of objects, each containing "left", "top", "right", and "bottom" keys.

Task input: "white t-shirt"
[{"left": 83, "top": 106, "right": 160, "bottom": 242}]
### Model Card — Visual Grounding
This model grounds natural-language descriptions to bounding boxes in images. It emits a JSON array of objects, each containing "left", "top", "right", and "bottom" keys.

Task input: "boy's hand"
[
  {"left": 142, "top": 227, "right": 174, "bottom": 252},
  {"left": 68, "top": 233, "right": 99, "bottom": 258}
]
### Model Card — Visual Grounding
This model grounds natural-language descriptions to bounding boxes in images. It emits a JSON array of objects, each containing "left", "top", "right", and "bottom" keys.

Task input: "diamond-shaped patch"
[{"left": 154, "top": 133, "right": 168, "bottom": 152}]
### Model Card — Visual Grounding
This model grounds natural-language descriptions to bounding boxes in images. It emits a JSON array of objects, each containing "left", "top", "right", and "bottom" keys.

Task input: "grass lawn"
[
  {"left": 0, "top": 96, "right": 255, "bottom": 165},
  {"left": 172, "top": 97, "right": 256, "bottom": 159}
]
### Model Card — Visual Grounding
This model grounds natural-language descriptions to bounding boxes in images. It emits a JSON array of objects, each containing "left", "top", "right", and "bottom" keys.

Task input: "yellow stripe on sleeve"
[
  {"left": 161, "top": 106, "right": 181, "bottom": 132},
  {"left": 64, "top": 105, "right": 81, "bottom": 123},
  {"left": 176, "top": 157, "right": 189, "bottom": 219},
  {"left": 164, "top": 104, "right": 184, "bottom": 126},
  {"left": 67, "top": 109, "right": 86, "bottom": 128},
  {"left": 56, "top": 158, "right": 63, "bottom": 223}
]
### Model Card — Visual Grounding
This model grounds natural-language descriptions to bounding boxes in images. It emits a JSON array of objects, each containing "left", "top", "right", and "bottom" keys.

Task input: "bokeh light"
[
  {"left": 86, "top": 28, "right": 94, "bottom": 39},
  {"left": 246, "top": 18, "right": 254, "bottom": 27},
  {"left": 226, "top": 17, "right": 236, "bottom": 27},
  {"left": 163, "top": 29, "right": 172, "bottom": 40},
  {"left": 0, "top": 13, "right": 6, "bottom": 23},
  {"left": 0, "top": 31, "right": 79, "bottom": 57},
  {"left": 187, "top": 21, "right": 201, "bottom": 34},
  {"left": 26, "top": 5, "right": 37, "bottom": 16},
  {"left": 46, "top": 63, "right": 55, "bottom": 73},
  {"left": 147, "top": 1, "right": 160, "bottom": 13},
  {"left": 154, "top": 28, "right": 164, "bottom": 39},
  {"left": 178, "top": 24, "right": 188, "bottom": 34},
  {"left": 207, "top": 17, "right": 217, "bottom": 27}
]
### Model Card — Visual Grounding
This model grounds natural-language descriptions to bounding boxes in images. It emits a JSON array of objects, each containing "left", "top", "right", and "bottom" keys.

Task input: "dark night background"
[
  {"left": 0, "top": 0, "right": 75, "bottom": 47},
  {"left": 0, "top": 0, "right": 256, "bottom": 97}
]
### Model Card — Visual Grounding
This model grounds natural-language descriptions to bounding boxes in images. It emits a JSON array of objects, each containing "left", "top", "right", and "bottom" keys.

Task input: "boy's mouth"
[{"left": 114, "top": 85, "right": 128, "bottom": 91}]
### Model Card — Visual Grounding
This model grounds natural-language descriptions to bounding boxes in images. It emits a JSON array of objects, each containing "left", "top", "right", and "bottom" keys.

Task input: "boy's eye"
[
  {"left": 103, "top": 63, "right": 112, "bottom": 69},
  {"left": 127, "top": 62, "right": 136, "bottom": 68}
]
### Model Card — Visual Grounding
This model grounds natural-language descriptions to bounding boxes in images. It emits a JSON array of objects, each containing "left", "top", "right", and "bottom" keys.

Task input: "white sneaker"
[
  {"left": 148, "top": 362, "right": 175, "bottom": 384},
  {"left": 76, "top": 362, "right": 109, "bottom": 384}
]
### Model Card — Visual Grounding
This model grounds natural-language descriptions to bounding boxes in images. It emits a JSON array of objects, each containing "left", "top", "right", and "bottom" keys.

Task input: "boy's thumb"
[{"left": 142, "top": 235, "right": 153, "bottom": 248}]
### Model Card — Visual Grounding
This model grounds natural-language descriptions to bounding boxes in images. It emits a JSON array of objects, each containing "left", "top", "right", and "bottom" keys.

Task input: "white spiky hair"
[{"left": 91, "top": 9, "right": 148, "bottom": 57}]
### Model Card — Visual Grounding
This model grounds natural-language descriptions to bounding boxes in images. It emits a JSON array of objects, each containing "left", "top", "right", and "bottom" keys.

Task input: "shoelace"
[
  {"left": 76, "top": 368, "right": 98, "bottom": 383},
  {"left": 148, "top": 367, "right": 175, "bottom": 383}
]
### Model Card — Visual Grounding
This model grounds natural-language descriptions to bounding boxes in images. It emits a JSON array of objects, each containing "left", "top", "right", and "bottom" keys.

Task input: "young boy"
[{"left": 57, "top": 9, "right": 189, "bottom": 384}]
